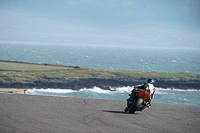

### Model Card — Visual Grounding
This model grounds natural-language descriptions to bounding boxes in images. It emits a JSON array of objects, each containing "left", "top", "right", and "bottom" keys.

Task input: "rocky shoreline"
[{"left": 0, "top": 77, "right": 199, "bottom": 90}]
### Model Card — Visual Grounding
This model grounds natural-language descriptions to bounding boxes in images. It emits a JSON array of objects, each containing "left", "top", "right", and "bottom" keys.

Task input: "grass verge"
[{"left": 0, "top": 60, "right": 199, "bottom": 83}]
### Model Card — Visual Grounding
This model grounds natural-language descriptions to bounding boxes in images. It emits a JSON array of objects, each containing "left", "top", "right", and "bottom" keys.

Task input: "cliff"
[{"left": 0, "top": 77, "right": 199, "bottom": 90}]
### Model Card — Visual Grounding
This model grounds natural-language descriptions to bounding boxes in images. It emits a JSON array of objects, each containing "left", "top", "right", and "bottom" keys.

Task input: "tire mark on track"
[
  {"left": 144, "top": 109, "right": 163, "bottom": 120},
  {"left": 98, "top": 112, "right": 131, "bottom": 132},
  {"left": 189, "top": 106, "right": 199, "bottom": 116},
  {"left": 84, "top": 99, "right": 88, "bottom": 104},
  {"left": 2, "top": 98, "right": 8, "bottom": 108},
  {"left": 185, "top": 106, "right": 200, "bottom": 132},
  {"left": 82, "top": 111, "right": 117, "bottom": 130}
]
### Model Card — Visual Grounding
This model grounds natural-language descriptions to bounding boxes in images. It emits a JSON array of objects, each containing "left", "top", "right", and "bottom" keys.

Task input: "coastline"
[
  {"left": 0, "top": 60, "right": 199, "bottom": 90},
  {"left": 0, "top": 77, "right": 199, "bottom": 90}
]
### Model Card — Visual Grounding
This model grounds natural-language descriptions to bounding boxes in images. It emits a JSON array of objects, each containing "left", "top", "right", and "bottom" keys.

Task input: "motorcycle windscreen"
[{"left": 138, "top": 90, "right": 151, "bottom": 101}]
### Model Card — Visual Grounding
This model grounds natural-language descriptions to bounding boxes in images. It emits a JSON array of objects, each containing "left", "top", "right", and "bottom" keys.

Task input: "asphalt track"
[{"left": 0, "top": 93, "right": 200, "bottom": 133}]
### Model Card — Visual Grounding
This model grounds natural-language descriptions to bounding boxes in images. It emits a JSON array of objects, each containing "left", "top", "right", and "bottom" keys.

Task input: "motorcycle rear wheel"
[{"left": 128, "top": 98, "right": 143, "bottom": 114}]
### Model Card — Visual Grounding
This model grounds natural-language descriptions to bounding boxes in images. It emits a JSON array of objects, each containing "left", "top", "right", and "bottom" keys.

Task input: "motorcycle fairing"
[{"left": 138, "top": 89, "right": 150, "bottom": 101}]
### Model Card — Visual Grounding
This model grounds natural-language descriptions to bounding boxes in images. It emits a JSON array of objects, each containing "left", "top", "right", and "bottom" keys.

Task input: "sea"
[{"left": 1, "top": 43, "right": 200, "bottom": 106}]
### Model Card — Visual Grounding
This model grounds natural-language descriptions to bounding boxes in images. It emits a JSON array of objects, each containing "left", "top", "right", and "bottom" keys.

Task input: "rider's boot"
[{"left": 147, "top": 103, "right": 151, "bottom": 108}]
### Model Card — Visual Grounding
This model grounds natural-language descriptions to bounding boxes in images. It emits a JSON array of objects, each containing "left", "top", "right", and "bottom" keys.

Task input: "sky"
[{"left": 0, "top": 0, "right": 200, "bottom": 48}]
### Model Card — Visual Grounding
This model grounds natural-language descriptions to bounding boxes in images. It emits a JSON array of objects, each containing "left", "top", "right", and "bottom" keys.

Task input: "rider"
[{"left": 124, "top": 79, "right": 155, "bottom": 112}]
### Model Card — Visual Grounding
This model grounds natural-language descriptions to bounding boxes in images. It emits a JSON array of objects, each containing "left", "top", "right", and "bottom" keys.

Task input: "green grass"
[
  {"left": 0, "top": 60, "right": 199, "bottom": 83},
  {"left": 0, "top": 60, "right": 75, "bottom": 71}
]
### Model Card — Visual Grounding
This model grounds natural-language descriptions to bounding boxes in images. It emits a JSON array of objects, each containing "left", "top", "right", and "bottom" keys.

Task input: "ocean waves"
[{"left": 28, "top": 87, "right": 200, "bottom": 106}]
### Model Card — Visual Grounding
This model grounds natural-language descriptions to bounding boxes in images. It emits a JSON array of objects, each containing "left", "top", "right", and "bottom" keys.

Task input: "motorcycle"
[{"left": 125, "top": 88, "right": 153, "bottom": 114}]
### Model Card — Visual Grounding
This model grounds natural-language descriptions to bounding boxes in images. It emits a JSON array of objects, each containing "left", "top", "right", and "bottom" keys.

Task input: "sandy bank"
[
  {"left": 0, "top": 93, "right": 199, "bottom": 133},
  {"left": 0, "top": 88, "right": 28, "bottom": 94}
]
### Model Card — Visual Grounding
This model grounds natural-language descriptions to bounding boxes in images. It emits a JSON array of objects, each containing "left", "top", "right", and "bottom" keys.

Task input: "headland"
[{"left": 0, "top": 60, "right": 199, "bottom": 90}]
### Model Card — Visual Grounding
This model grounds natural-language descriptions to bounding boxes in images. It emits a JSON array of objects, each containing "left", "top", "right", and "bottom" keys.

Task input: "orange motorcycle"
[{"left": 125, "top": 88, "right": 153, "bottom": 114}]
